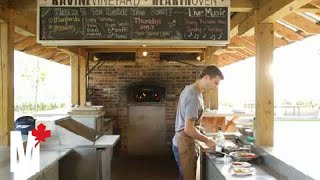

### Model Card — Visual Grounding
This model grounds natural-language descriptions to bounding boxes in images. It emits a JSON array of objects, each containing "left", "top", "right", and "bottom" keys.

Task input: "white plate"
[
  {"left": 231, "top": 167, "right": 255, "bottom": 176},
  {"left": 231, "top": 162, "right": 252, "bottom": 168}
]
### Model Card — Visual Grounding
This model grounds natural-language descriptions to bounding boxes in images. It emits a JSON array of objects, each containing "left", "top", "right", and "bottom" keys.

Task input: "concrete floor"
[{"left": 111, "top": 155, "right": 179, "bottom": 180}]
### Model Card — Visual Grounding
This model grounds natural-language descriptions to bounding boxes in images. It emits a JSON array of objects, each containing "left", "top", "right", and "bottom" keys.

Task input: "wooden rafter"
[
  {"left": 23, "top": 44, "right": 46, "bottom": 54},
  {"left": 14, "top": 36, "right": 37, "bottom": 51},
  {"left": 58, "top": 56, "right": 71, "bottom": 65},
  {"left": 310, "top": 0, "right": 320, "bottom": 7},
  {"left": 274, "top": 22, "right": 305, "bottom": 41},
  {"left": 38, "top": 49, "right": 59, "bottom": 59},
  {"left": 234, "top": 48, "right": 253, "bottom": 57},
  {"left": 274, "top": 36, "right": 289, "bottom": 47},
  {"left": 238, "top": 0, "right": 313, "bottom": 35},
  {"left": 50, "top": 53, "right": 69, "bottom": 62},
  {"left": 231, "top": 36, "right": 255, "bottom": 54},
  {"left": 13, "top": 33, "right": 26, "bottom": 43},
  {"left": 14, "top": 10, "right": 36, "bottom": 36},
  {"left": 282, "top": 13, "right": 320, "bottom": 34},
  {"left": 230, "top": 13, "right": 251, "bottom": 38},
  {"left": 230, "top": 0, "right": 257, "bottom": 12},
  {"left": 298, "top": 4, "right": 320, "bottom": 13}
]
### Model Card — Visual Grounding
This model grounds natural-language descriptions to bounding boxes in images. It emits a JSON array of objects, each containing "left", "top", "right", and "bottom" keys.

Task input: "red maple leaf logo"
[{"left": 32, "top": 123, "right": 51, "bottom": 148}]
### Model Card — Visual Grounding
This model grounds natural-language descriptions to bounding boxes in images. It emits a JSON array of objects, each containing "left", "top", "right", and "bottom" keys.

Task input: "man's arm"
[{"left": 184, "top": 118, "right": 216, "bottom": 149}]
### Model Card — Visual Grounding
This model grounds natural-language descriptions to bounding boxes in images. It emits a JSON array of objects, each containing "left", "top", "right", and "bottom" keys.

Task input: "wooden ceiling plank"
[
  {"left": 50, "top": 53, "right": 69, "bottom": 62},
  {"left": 231, "top": 36, "right": 256, "bottom": 54},
  {"left": 14, "top": 36, "right": 37, "bottom": 51},
  {"left": 234, "top": 48, "right": 252, "bottom": 57},
  {"left": 24, "top": 44, "right": 45, "bottom": 54},
  {"left": 38, "top": 49, "right": 59, "bottom": 59},
  {"left": 58, "top": 56, "right": 71, "bottom": 64},
  {"left": 13, "top": 33, "right": 27, "bottom": 43},
  {"left": 274, "top": 22, "right": 305, "bottom": 41},
  {"left": 282, "top": 13, "right": 320, "bottom": 34},
  {"left": 274, "top": 37, "right": 289, "bottom": 47}
]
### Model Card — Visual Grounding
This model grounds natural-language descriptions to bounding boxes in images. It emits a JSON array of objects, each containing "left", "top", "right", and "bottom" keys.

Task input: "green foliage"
[{"left": 15, "top": 102, "right": 66, "bottom": 113}]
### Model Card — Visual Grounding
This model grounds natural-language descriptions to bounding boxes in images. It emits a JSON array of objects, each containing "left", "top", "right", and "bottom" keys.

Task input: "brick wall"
[{"left": 88, "top": 52, "right": 205, "bottom": 155}]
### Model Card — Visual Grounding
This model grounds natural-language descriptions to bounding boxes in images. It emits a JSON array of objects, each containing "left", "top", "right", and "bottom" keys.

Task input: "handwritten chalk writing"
[
  {"left": 131, "top": 9, "right": 145, "bottom": 16},
  {"left": 53, "top": 16, "right": 81, "bottom": 24},
  {"left": 54, "top": 8, "right": 79, "bottom": 16},
  {"left": 105, "top": 8, "right": 128, "bottom": 16},
  {"left": 54, "top": 25, "right": 76, "bottom": 31},
  {"left": 52, "top": 0, "right": 140, "bottom": 6},
  {"left": 40, "top": 7, "right": 228, "bottom": 41},
  {"left": 150, "top": 8, "right": 172, "bottom": 16},
  {"left": 133, "top": 18, "right": 161, "bottom": 26},
  {"left": 152, "top": 0, "right": 217, "bottom": 6},
  {"left": 205, "top": 8, "right": 226, "bottom": 17}
]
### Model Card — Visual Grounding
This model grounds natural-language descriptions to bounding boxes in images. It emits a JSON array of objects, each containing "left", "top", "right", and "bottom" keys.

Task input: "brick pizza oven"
[{"left": 88, "top": 52, "right": 204, "bottom": 155}]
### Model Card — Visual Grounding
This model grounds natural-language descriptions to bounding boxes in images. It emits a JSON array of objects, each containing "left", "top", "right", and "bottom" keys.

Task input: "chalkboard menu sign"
[{"left": 38, "top": 6, "right": 229, "bottom": 45}]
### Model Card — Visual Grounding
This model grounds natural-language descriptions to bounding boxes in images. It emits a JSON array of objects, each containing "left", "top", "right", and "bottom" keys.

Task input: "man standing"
[{"left": 172, "top": 65, "right": 224, "bottom": 180}]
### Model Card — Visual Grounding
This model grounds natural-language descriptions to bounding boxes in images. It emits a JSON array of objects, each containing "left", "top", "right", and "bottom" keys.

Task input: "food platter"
[
  {"left": 231, "top": 161, "right": 252, "bottom": 168},
  {"left": 231, "top": 167, "right": 255, "bottom": 176}
]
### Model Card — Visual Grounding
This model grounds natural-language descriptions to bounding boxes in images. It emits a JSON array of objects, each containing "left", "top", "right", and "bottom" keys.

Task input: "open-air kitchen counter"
[
  {"left": 198, "top": 134, "right": 313, "bottom": 180},
  {"left": 0, "top": 115, "right": 119, "bottom": 180},
  {"left": 39, "top": 116, "right": 119, "bottom": 180}
]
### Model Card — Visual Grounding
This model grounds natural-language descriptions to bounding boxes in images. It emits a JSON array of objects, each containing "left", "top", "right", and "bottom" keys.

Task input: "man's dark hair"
[{"left": 199, "top": 65, "right": 224, "bottom": 80}]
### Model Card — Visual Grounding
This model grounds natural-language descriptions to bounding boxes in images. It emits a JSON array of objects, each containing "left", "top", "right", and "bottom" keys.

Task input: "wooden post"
[
  {"left": 79, "top": 49, "right": 87, "bottom": 106},
  {"left": 0, "top": 10, "right": 14, "bottom": 145},
  {"left": 204, "top": 47, "right": 219, "bottom": 110},
  {"left": 255, "top": 22, "right": 274, "bottom": 146},
  {"left": 71, "top": 53, "right": 80, "bottom": 105},
  {"left": 201, "top": 47, "right": 225, "bottom": 133}
]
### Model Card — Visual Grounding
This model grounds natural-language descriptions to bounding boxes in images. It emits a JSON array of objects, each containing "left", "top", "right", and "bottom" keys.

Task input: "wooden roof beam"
[
  {"left": 298, "top": 4, "right": 320, "bottom": 13},
  {"left": 230, "top": 0, "right": 257, "bottom": 12},
  {"left": 50, "top": 53, "right": 69, "bottom": 62},
  {"left": 231, "top": 36, "right": 256, "bottom": 54},
  {"left": 38, "top": 49, "right": 59, "bottom": 59},
  {"left": 274, "top": 36, "right": 289, "bottom": 47},
  {"left": 13, "top": 33, "right": 27, "bottom": 43},
  {"left": 282, "top": 13, "right": 320, "bottom": 34},
  {"left": 310, "top": 0, "right": 320, "bottom": 7},
  {"left": 58, "top": 56, "right": 71, "bottom": 65},
  {"left": 14, "top": 36, "right": 37, "bottom": 51},
  {"left": 0, "top": 1, "right": 9, "bottom": 22},
  {"left": 274, "top": 22, "right": 305, "bottom": 41},
  {"left": 14, "top": 10, "right": 36, "bottom": 36},
  {"left": 86, "top": 48, "right": 205, "bottom": 53},
  {"left": 238, "top": 0, "right": 313, "bottom": 35},
  {"left": 230, "top": 13, "right": 251, "bottom": 38},
  {"left": 23, "top": 44, "right": 46, "bottom": 54}
]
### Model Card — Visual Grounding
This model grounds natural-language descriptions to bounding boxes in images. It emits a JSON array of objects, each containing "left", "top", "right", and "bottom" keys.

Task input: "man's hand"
[{"left": 205, "top": 137, "right": 216, "bottom": 149}]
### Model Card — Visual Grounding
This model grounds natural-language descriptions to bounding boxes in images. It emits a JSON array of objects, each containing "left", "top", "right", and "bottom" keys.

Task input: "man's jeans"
[{"left": 172, "top": 144, "right": 183, "bottom": 180}]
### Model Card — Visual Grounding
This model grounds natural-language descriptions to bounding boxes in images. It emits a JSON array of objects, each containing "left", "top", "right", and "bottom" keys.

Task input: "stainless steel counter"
[
  {"left": 0, "top": 147, "right": 72, "bottom": 180},
  {"left": 205, "top": 154, "right": 276, "bottom": 180}
]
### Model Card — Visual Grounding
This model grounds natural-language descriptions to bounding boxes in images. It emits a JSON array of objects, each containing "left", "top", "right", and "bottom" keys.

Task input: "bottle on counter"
[{"left": 215, "top": 127, "right": 225, "bottom": 152}]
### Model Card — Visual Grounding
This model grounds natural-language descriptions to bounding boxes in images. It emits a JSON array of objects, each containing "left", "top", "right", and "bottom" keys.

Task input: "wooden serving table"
[{"left": 202, "top": 110, "right": 254, "bottom": 133}]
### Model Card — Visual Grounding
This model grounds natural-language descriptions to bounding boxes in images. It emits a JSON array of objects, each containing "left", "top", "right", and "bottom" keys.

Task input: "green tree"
[{"left": 21, "top": 59, "right": 47, "bottom": 112}]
